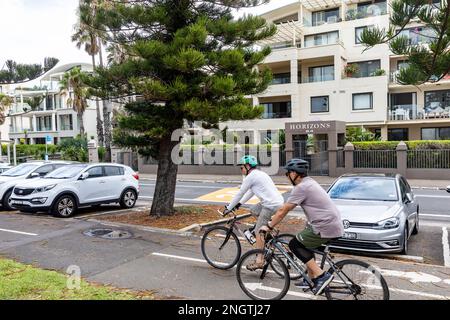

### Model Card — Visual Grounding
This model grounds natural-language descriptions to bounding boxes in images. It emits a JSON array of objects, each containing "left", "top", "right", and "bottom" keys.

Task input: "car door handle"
[{"left": 99, "top": 181, "right": 106, "bottom": 184}]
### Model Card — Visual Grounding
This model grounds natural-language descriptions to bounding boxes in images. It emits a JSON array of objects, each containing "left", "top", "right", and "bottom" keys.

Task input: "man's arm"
[
  {"left": 227, "top": 176, "right": 253, "bottom": 210},
  {"left": 267, "top": 203, "right": 297, "bottom": 228}
]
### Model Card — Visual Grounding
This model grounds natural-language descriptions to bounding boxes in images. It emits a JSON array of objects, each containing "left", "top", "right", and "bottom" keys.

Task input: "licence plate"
[
  {"left": 342, "top": 232, "right": 357, "bottom": 240},
  {"left": 12, "top": 200, "right": 24, "bottom": 205}
]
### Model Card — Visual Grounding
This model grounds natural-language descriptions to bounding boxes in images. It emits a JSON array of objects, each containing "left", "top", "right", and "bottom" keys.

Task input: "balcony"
[
  {"left": 346, "top": 2, "right": 387, "bottom": 20},
  {"left": 388, "top": 104, "right": 450, "bottom": 121}
]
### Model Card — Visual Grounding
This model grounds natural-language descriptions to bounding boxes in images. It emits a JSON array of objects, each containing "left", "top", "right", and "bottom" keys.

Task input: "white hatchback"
[{"left": 10, "top": 163, "right": 140, "bottom": 218}]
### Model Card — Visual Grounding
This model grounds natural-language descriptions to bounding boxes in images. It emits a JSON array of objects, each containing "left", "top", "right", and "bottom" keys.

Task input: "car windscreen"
[
  {"left": 328, "top": 177, "right": 399, "bottom": 201},
  {"left": 0, "top": 164, "right": 38, "bottom": 177},
  {"left": 44, "top": 165, "right": 88, "bottom": 179}
]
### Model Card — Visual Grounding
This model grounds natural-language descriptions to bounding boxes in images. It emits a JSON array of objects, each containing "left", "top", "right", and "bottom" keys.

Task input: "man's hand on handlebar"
[{"left": 220, "top": 203, "right": 242, "bottom": 216}]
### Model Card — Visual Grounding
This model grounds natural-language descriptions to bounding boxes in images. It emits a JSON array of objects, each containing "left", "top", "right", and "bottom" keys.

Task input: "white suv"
[
  {"left": 10, "top": 163, "right": 139, "bottom": 218},
  {"left": 0, "top": 161, "right": 74, "bottom": 210}
]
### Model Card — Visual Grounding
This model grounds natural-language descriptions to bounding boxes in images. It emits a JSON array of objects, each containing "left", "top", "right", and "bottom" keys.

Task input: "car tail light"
[{"left": 133, "top": 173, "right": 139, "bottom": 180}]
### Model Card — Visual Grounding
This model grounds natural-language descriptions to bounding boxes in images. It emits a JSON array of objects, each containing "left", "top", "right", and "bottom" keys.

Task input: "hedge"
[{"left": 353, "top": 140, "right": 450, "bottom": 150}]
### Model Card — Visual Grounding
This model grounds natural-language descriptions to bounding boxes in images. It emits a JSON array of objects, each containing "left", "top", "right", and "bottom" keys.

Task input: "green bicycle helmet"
[{"left": 238, "top": 155, "right": 258, "bottom": 168}]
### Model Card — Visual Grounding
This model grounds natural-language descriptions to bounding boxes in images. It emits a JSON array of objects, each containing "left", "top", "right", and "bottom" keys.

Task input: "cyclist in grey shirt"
[{"left": 260, "top": 159, "right": 344, "bottom": 296}]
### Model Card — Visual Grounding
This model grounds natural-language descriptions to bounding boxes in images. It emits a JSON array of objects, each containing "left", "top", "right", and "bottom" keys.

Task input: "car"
[
  {"left": 327, "top": 173, "right": 419, "bottom": 255},
  {"left": 10, "top": 163, "right": 140, "bottom": 218},
  {"left": 447, "top": 185, "right": 450, "bottom": 193},
  {"left": 0, "top": 161, "right": 74, "bottom": 210},
  {"left": 0, "top": 164, "right": 12, "bottom": 174}
]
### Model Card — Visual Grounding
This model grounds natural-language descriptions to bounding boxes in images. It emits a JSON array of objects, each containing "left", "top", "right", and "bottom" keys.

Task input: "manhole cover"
[{"left": 83, "top": 228, "right": 133, "bottom": 239}]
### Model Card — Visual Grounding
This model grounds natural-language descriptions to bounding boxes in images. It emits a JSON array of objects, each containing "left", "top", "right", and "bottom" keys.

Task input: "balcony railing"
[
  {"left": 388, "top": 104, "right": 450, "bottom": 121},
  {"left": 303, "top": 74, "right": 335, "bottom": 83},
  {"left": 262, "top": 112, "right": 291, "bottom": 119},
  {"left": 346, "top": 2, "right": 387, "bottom": 20}
]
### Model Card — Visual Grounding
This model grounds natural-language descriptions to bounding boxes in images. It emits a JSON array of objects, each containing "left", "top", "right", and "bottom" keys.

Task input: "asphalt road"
[{"left": 0, "top": 211, "right": 449, "bottom": 300}]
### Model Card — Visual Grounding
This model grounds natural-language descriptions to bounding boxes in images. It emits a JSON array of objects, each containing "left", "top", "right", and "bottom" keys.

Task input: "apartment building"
[
  {"left": 0, "top": 62, "right": 98, "bottom": 145},
  {"left": 221, "top": 0, "right": 450, "bottom": 143}
]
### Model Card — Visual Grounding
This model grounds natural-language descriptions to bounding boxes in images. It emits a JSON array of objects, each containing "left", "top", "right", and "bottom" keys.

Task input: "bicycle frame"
[{"left": 267, "top": 236, "right": 358, "bottom": 295}]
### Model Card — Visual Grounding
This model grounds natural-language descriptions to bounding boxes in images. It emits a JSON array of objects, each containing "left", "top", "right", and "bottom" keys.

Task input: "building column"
[
  {"left": 341, "top": 2, "right": 347, "bottom": 21},
  {"left": 252, "top": 96, "right": 259, "bottom": 107},
  {"left": 290, "top": 60, "right": 298, "bottom": 84},
  {"left": 32, "top": 115, "right": 37, "bottom": 132},
  {"left": 381, "top": 125, "right": 388, "bottom": 141},
  {"left": 51, "top": 113, "right": 56, "bottom": 131},
  {"left": 334, "top": 53, "right": 343, "bottom": 82},
  {"left": 43, "top": 95, "right": 47, "bottom": 111}
]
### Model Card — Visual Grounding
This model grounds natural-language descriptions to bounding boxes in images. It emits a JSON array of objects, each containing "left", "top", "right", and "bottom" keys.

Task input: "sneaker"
[
  {"left": 312, "top": 272, "right": 334, "bottom": 295},
  {"left": 294, "top": 278, "right": 315, "bottom": 291}
]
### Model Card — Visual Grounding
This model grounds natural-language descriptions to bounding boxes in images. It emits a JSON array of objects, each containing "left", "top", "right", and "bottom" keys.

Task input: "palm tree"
[
  {"left": 72, "top": 0, "right": 104, "bottom": 147},
  {"left": 0, "top": 93, "right": 13, "bottom": 128},
  {"left": 60, "top": 68, "right": 88, "bottom": 137}
]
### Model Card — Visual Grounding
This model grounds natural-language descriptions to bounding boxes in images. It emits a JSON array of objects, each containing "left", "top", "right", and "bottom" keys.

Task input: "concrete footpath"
[{"left": 139, "top": 173, "right": 450, "bottom": 190}]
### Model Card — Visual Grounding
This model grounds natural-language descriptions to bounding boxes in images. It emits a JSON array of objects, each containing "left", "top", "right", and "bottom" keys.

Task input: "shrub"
[{"left": 352, "top": 140, "right": 450, "bottom": 150}]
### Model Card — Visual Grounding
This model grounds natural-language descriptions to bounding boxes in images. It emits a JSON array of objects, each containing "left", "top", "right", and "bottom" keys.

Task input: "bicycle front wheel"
[
  {"left": 325, "top": 259, "right": 390, "bottom": 300},
  {"left": 201, "top": 226, "right": 241, "bottom": 269},
  {"left": 236, "top": 249, "right": 290, "bottom": 300}
]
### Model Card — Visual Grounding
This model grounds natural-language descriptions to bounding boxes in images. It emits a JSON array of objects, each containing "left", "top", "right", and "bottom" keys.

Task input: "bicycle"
[
  {"left": 236, "top": 229, "right": 390, "bottom": 300},
  {"left": 201, "top": 208, "right": 303, "bottom": 280}
]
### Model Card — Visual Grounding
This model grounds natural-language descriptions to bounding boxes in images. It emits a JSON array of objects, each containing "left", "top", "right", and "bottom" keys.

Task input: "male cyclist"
[
  {"left": 224, "top": 155, "right": 284, "bottom": 270},
  {"left": 260, "top": 159, "right": 344, "bottom": 295}
]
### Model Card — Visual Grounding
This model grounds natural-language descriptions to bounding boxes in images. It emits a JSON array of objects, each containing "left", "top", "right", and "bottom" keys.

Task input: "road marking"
[
  {"left": 415, "top": 195, "right": 450, "bottom": 199},
  {"left": 140, "top": 183, "right": 222, "bottom": 189},
  {"left": 443, "top": 227, "right": 450, "bottom": 267},
  {"left": 243, "top": 283, "right": 317, "bottom": 299},
  {"left": 0, "top": 228, "right": 38, "bottom": 236},
  {"left": 421, "top": 213, "right": 450, "bottom": 219}
]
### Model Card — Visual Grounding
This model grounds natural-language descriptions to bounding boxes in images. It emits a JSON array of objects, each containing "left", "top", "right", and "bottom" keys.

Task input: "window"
[
  {"left": 261, "top": 101, "right": 291, "bottom": 119},
  {"left": 104, "top": 166, "right": 124, "bottom": 176},
  {"left": 397, "top": 60, "right": 409, "bottom": 70},
  {"left": 388, "top": 128, "right": 409, "bottom": 141},
  {"left": 37, "top": 116, "right": 52, "bottom": 131},
  {"left": 311, "top": 96, "right": 329, "bottom": 113},
  {"left": 424, "top": 90, "right": 450, "bottom": 113},
  {"left": 34, "top": 165, "right": 54, "bottom": 177},
  {"left": 271, "top": 73, "right": 291, "bottom": 85},
  {"left": 86, "top": 166, "right": 103, "bottom": 179},
  {"left": 59, "top": 115, "right": 73, "bottom": 131},
  {"left": 398, "top": 27, "right": 436, "bottom": 45},
  {"left": 304, "top": 31, "right": 339, "bottom": 47},
  {"left": 312, "top": 8, "right": 339, "bottom": 26},
  {"left": 352, "top": 93, "right": 373, "bottom": 110},
  {"left": 421, "top": 127, "right": 450, "bottom": 140},
  {"left": 351, "top": 60, "right": 381, "bottom": 77},
  {"left": 355, "top": 26, "right": 373, "bottom": 44},
  {"left": 308, "top": 65, "right": 335, "bottom": 82}
]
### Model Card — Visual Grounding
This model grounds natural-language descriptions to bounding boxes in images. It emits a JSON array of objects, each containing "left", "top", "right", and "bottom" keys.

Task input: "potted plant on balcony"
[
  {"left": 344, "top": 64, "right": 359, "bottom": 77},
  {"left": 345, "top": 9, "right": 356, "bottom": 20},
  {"left": 371, "top": 69, "right": 386, "bottom": 76}
]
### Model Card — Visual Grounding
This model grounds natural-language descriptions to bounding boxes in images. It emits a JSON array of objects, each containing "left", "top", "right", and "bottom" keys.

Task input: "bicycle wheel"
[
  {"left": 325, "top": 259, "right": 390, "bottom": 300},
  {"left": 201, "top": 226, "right": 241, "bottom": 270},
  {"left": 270, "top": 234, "right": 303, "bottom": 280},
  {"left": 236, "top": 249, "right": 290, "bottom": 300}
]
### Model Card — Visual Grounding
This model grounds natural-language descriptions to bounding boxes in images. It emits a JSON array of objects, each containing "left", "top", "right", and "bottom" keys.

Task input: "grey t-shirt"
[{"left": 287, "top": 177, "right": 344, "bottom": 238}]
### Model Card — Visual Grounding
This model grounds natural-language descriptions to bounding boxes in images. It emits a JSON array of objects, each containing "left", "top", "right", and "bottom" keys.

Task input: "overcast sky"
[{"left": 0, "top": 0, "right": 297, "bottom": 69}]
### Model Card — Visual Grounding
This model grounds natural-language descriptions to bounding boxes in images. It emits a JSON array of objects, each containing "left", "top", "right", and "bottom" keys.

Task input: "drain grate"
[{"left": 83, "top": 228, "right": 133, "bottom": 240}]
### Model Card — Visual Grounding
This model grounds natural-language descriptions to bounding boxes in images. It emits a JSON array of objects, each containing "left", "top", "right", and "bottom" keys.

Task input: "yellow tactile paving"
[{"left": 196, "top": 185, "right": 292, "bottom": 204}]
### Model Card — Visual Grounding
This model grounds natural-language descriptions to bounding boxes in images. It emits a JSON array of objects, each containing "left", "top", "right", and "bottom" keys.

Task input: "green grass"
[{"left": 0, "top": 258, "right": 152, "bottom": 300}]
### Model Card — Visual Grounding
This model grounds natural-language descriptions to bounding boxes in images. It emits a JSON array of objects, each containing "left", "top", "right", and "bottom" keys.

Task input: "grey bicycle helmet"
[{"left": 284, "top": 158, "right": 309, "bottom": 174}]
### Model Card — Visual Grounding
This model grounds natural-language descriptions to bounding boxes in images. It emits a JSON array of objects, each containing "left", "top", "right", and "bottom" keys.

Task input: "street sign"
[{"left": 46, "top": 135, "right": 52, "bottom": 145}]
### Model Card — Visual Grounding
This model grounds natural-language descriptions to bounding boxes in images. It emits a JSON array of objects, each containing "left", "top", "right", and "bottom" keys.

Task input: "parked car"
[
  {"left": 327, "top": 173, "right": 419, "bottom": 255},
  {"left": 10, "top": 163, "right": 139, "bottom": 218},
  {"left": 0, "top": 161, "right": 74, "bottom": 210},
  {"left": 447, "top": 185, "right": 450, "bottom": 193}
]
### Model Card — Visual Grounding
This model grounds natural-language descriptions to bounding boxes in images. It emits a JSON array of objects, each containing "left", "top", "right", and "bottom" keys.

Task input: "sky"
[{"left": 0, "top": 0, "right": 298, "bottom": 68}]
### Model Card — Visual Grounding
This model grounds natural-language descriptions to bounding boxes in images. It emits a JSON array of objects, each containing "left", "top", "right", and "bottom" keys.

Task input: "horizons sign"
[{"left": 286, "top": 121, "right": 338, "bottom": 134}]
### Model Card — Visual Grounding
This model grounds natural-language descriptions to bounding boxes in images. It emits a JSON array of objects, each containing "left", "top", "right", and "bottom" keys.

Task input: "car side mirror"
[
  {"left": 79, "top": 172, "right": 89, "bottom": 180},
  {"left": 405, "top": 193, "right": 413, "bottom": 204},
  {"left": 29, "top": 172, "right": 40, "bottom": 178}
]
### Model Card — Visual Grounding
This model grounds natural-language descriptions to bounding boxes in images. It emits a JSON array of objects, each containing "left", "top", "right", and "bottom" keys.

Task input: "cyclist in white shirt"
[{"left": 224, "top": 155, "right": 284, "bottom": 270}]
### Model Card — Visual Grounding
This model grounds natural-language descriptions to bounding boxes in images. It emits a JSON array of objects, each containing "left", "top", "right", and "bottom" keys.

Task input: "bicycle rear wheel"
[
  {"left": 236, "top": 249, "right": 290, "bottom": 300},
  {"left": 270, "top": 234, "right": 303, "bottom": 280},
  {"left": 201, "top": 226, "right": 241, "bottom": 269},
  {"left": 325, "top": 259, "right": 389, "bottom": 300}
]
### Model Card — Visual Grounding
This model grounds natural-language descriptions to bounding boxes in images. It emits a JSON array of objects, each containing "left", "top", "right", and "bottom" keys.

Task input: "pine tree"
[
  {"left": 360, "top": 0, "right": 450, "bottom": 85},
  {"left": 84, "top": 0, "right": 276, "bottom": 216}
]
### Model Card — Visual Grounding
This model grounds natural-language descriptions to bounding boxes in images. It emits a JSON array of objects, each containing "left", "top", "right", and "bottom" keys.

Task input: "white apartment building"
[
  {"left": 0, "top": 62, "right": 99, "bottom": 145},
  {"left": 222, "top": 0, "right": 450, "bottom": 143}
]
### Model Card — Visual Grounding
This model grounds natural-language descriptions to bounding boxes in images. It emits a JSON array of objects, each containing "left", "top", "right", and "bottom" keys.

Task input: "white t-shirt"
[{"left": 227, "top": 169, "right": 284, "bottom": 210}]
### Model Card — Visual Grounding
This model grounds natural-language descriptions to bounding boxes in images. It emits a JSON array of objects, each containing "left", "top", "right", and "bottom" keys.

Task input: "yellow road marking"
[{"left": 196, "top": 186, "right": 291, "bottom": 203}]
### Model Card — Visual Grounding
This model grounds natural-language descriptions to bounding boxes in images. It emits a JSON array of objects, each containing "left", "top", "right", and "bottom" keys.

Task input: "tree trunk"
[
  {"left": 103, "top": 106, "right": 112, "bottom": 162},
  {"left": 150, "top": 136, "right": 179, "bottom": 216},
  {"left": 78, "top": 112, "right": 85, "bottom": 137},
  {"left": 91, "top": 53, "right": 104, "bottom": 148}
]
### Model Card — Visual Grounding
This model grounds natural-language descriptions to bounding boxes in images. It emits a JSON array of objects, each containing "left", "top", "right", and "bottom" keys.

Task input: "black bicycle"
[
  {"left": 236, "top": 229, "right": 390, "bottom": 300},
  {"left": 201, "top": 208, "right": 303, "bottom": 280}
]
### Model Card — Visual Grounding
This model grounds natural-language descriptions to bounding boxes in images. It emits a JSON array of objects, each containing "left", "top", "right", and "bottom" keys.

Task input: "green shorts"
[{"left": 296, "top": 225, "right": 331, "bottom": 249}]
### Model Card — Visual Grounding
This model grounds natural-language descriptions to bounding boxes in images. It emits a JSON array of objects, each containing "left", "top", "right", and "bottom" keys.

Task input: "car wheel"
[
  {"left": 401, "top": 227, "right": 408, "bottom": 255},
  {"left": 52, "top": 195, "right": 77, "bottom": 218},
  {"left": 120, "top": 189, "right": 137, "bottom": 209},
  {"left": 412, "top": 209, "right": 419, "bottom": 235},
  {"left": 2, "top": 189, "right": 14, "bottom": 211}
]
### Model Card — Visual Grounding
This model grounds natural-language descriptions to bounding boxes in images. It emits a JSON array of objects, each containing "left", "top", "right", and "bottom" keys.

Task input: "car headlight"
[
  {"left": 378, "top": 217, "right": 400, "bottom": 229},
  {"left": 34, "top": 185, "right": 56, "bottom": 193}
]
